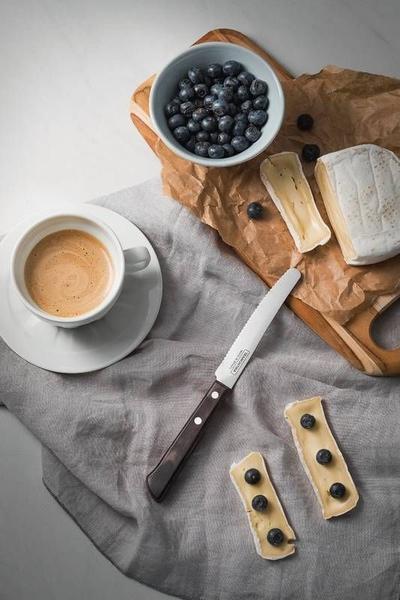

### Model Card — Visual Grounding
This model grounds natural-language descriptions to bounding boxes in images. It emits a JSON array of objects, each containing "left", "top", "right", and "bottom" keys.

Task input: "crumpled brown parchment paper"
[{"left": 155, "top": 66, "right": 400, "bottom": 324}]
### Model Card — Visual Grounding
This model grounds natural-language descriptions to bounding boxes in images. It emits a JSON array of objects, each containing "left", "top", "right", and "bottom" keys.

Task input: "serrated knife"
[{"left": 146, "top": 267, "right": 301, "bottom": 501}]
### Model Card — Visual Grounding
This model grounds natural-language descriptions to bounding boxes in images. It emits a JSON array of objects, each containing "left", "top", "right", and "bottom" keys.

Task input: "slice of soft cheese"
[
  {"left": 230, "top": 452, "right": 296, "bottom": 560},
  {"left": 284, "top": 397, "right": 359, "bottom": 519},
  {"left": 315, "top": 144, "right": 400, "bottom": 265},
  {"left": 260, "top": 152, "right": 331, "bottom": 252}
]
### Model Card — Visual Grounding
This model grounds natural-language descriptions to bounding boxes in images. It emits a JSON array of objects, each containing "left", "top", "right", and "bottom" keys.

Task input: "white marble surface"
[{"left": 0, "top": 1, "right": 399, "bottom": 599}]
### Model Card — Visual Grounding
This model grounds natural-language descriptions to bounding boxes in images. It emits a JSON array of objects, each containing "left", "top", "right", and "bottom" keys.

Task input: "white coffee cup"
[{"left": 11, "top": 211, "right": 151, "bottom": 328}]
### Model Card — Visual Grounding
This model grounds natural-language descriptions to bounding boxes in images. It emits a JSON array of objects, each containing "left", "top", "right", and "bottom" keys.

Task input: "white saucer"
[{"left": 0, "top": 204, "right": 162, "bottom": 373}]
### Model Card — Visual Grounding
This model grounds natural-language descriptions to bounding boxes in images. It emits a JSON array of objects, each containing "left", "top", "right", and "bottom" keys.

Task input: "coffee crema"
[{"left": 24, "top": 229, "right": 113, "bottom": 317}]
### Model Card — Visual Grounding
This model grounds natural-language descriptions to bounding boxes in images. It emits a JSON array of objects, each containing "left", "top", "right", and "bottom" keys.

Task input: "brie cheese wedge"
[
  {"left": 230, "top": 452, "right": 296, "bottom": 560},
  {"left": 260, "top": 152, "right": 331, "bottom": 253},
  {"left": 315, "top": 144, "right": 400, "bottom": 265}
]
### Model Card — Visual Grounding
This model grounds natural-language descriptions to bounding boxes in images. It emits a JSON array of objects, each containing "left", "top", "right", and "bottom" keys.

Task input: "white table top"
[{"left": 1, "top": 1, "right": 399, "bottom": 599}]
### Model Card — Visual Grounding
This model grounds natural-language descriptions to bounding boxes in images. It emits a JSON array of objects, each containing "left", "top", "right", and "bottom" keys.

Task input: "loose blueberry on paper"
[
  {"left": 297, "top": 113, "right": 314, "bottom": 131},
  {"left": 165, "top": 61, "right": 269, "bottom": 159},
  {"left": 302, "top": 143, "right": 320, "bottom": 162},
  {"left": 247, "top": 202, "right": 264, "bottom": 219}
]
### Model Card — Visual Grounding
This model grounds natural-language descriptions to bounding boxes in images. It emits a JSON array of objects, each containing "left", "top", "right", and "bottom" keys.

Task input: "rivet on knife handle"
[{"left": 146, "top": 380, "right": 229, "bottom": 502}]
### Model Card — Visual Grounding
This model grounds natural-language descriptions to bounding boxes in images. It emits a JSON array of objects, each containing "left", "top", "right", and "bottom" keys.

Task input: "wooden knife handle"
[{"left": 146, "top": 380, "right": 229, "bottom": 502}]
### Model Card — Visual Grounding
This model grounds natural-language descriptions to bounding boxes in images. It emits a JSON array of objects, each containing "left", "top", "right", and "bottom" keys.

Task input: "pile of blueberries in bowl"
[{"left": 164, "top": 60, "right": 269, "bottom": 160}]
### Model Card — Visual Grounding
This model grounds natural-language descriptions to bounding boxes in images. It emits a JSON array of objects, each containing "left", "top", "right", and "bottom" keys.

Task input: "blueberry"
[
  {"left": 250, "top": 79, "right": 268, "bottom": 96},
  {"left": 204, "top": 75, "right": 212, "bottom": 87},
  {"left": 178, "top": 77, "right": 192, "bottom": 89},
  {"left": 244, "top": 468, "right": 261, "bottom": 484},
  {"left": 179, "top": 86, "right": 195, "bottom": 102},
  {"left": 204, "top": 94, "right": 217, "bottom": 111},
  {"left": 224, "top": 76, "right": 239, "bottom": 90},
  {"left": 217, "top": 132, "right": 231, "bottom": 145},
  {"left": 180, "top": 101, "right": 195, "bottom": 116},
  {"left": 253, "top": 95, "right": 269, "bottom": 110},
  {"left": 187, "top": 118, "right": 201, "bottom": 134},
  {"left": 218, "top": 115, "right": 234, "bottom": 132},
  {"left": 173, "top": 126, "right": 190, "bottom": 143},
  {"left": 247, "top": 202, "right": 263, "bottom": 219},
  {"left": 245, "top": 125, "right": 261, "bottom": 143},
  {"left": 316, "top": 449, "right": 332, "bottom": 465},
  {"left": 201, "top": 115, "right": 217, "bottom": 132},
  {"left": 252, "top": 494, "right": 268, "bottom": 512},
  {"left": 241, "top": 100, "right": 253, "bottom": 114},
  {"left": 194, "top": 141, "right": 210, "bottom": 157},
  {"left": 302, "top": 144, "right": 320, "bottom": 162},
  {"left": 187, "top": 66, "right": 204, "bottom": 84},
  {"left": 297, "top": 113, "right": 314, "bottom": 131},
  {"left": 248, "top": 109, "right": 268, "bottom": 127},
  {"left": 222, "top": 143, "right": 235, "bottom": 157},
  {"left": 300, "top": 414, "right": 315, "bottom": 429},
  {"left": 196, "top": 130, "right": 209, "bottom": 142},
  {"left": 212, "top": 98, "right": 229, "bottom": 117},
  {"left": 185, "top": 136, "right": 196, "bottom": 152},
  {"left": 193, "top": 98, "right": 204, "bottom": 108},
  {"left": 164, "top": 100, "right": 180, "bottom": 117},
  {"left": 223, "top": 60, "right": 242, "bottom": 76},
  {"left": 218, "top": 87, "right": 234, "bottom": 102},
  {"left": 234, "top": 112, "right": 248, "bottom": 125},
  {"left": 207, "top": 63, "right": 223, "bottom": 79},
  {"left": 212, "top": 77, "right": 224, "bottom": 85},
  {"left": 329, "top": 482, "right": 346, "bottom": 499},
  {"left": 194, "top": 83, "right": 208, "bottom": 98},
  {"left": 232, "top": 121, "right": 247, "bottom": 136},
  {"left": 267, "top": 528, "right": 284, "bottom": 547},
  {"left": 228, "top": 102, "right": 238, "bottom": 116},
  {"left": 208, "top": 144, "right": 225, "bottom": 159},
  {"left": 168, "top": 114, "right": 186, "bottom": 129},
  {"left": 209, "top": 132, "right": 219, "bottom": 144},
  {"left": 237, "top": 71, "right": 255, "bottom": 86},
  {"left": 192, "top": 107, "right": 208, "bottom": 122},
  {"left": 236, "top": 85, "right": 250, "bottom": 102},
  {"left": 231, "top": 136, "right": 249, "bottom": 153},
  {"left": 210, "top": 83, "right": 224, "bottom": 97}
]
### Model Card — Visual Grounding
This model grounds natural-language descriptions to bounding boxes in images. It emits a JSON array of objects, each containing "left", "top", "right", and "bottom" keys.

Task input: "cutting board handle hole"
[{"left": 371, "top": 299, "right": 400, "bottom": 350}]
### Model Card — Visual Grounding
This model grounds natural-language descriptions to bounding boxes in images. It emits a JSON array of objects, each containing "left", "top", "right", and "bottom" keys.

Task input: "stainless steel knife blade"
[{"left": 215, "top": 267, "right": 301, "bottom": 388}]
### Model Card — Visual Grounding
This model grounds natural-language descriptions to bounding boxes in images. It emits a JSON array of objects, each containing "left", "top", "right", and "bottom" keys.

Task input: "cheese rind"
[
  {"left": 260, "top": 152, "right": 331, "bottom": 252},
  {"left": 284, "top": 397, "right": 359, "bottom": 519},
  {"left": 230, "top": 452, "right": 296, "bottom": 560},
  {"left": 315, "top": 144, "right": 400, "bottom": 265}
]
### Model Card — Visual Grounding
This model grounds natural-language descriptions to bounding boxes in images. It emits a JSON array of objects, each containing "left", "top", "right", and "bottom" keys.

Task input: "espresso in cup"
[{"left": 24, "top": 229, "right": 113, "bottom": 317}]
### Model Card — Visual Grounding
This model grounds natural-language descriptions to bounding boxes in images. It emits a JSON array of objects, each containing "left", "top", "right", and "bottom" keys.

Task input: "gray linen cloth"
[{"left": 1, "top": 178, "right": 400, "bottom": 600}]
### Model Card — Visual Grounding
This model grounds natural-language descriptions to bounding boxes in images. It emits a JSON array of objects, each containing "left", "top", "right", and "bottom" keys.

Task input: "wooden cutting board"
[{"left": 130, "top": 28, "right": 400, "bottom": 376}]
